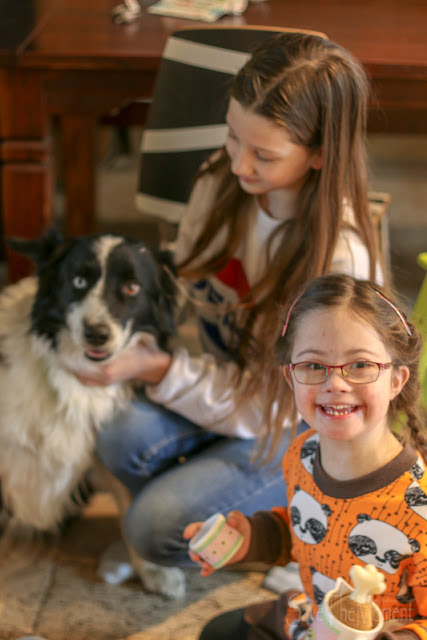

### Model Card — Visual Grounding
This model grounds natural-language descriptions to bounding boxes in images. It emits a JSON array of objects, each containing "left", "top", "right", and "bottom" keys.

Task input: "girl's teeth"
[{"left": 322, "top": 405, "right": 356, "bottom": 416}]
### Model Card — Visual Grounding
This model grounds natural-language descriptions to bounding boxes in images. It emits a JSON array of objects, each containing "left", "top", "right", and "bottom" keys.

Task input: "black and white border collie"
[{"left": 0, "top": 229, "right": 185, "bottom": 597}]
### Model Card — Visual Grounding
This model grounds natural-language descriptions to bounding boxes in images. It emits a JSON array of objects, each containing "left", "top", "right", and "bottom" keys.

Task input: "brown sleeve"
[
  {"left": 242, "top": 510, "right": 292, "bottom": 566},
  {"left": 376, "top": 628, "right": 419, "bottom": 640}
]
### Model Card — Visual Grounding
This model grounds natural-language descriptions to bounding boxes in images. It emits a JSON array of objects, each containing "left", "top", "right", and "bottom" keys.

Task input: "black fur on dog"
[
  {"left": 0, "top": 228, "right": 177, "bottom": 533},
  {"left": 8, "top": 227, "right": 176, "bottom": 353}
]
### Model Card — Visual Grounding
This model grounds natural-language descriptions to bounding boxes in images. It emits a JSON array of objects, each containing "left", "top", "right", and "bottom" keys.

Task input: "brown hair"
[
  {"left": 263, "top": 274, "right": 426, "bottom": 462},
  {"left": 177, "top": 33, "right": 383, "bottom": 445}
]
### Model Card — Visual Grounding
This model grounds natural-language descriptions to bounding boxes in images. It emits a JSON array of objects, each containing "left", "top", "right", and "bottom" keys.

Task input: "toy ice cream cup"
[
  {"left": 309, "top": 565, "right": 385, "bottom": 640},
  {"left": 189, "top": 513, "right": 243, "bottom": 569}
]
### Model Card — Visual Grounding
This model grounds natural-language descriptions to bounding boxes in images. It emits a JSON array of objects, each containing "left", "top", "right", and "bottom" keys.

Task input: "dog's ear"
[
  {"left": 7, "top": 227, "right": 64, "bottom": 269},
  {"left": 154, "top": 249, "right": 177, "bottom": 297},
  {"left": 152, "top": 249, "right": 177, "bottom": 348}
]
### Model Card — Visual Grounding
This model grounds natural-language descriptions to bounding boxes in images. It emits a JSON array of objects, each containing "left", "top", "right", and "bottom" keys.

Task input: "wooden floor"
[{"left": 0, "top": 493, "right": 273, "bottom": 640}]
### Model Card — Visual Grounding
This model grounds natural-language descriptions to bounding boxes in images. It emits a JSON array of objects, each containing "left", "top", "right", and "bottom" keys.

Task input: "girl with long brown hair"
[{"left": 78, "top": 32, "right": 384, "bottom": 591}]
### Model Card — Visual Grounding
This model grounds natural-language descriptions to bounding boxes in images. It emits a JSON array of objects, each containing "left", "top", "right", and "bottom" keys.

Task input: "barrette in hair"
[
  {"left": 374, "top": 290, "right": 412, "bottom": 336},
  {"left": 282, "top": 289, "right": 305, "bottom": 337}
]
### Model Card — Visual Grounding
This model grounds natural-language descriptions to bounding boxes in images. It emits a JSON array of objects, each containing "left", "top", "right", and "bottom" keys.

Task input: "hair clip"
[{"left": 374, "top": 290, "right": 412, "bottom": 337}]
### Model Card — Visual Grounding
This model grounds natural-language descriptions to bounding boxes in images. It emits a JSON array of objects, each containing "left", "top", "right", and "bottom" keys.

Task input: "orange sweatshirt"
[{"left": 248, "top": 429, "right": 427, "bottom": 640}]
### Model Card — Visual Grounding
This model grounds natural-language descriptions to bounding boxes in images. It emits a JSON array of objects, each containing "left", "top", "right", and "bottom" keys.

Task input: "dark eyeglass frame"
[{"left": 288, "top": 361, "right": 393, "bottom": 385}]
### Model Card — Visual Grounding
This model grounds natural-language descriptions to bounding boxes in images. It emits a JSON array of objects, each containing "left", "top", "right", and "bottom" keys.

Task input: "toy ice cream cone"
[
  {"left": 330, "top": 597, "right": 373, "bottom": 631},
  {"left": 309, "top": 565, "right": 385, "bottom": 640},
  {"left": 330, "top": 565, "right": 386, "bottom": 631}
]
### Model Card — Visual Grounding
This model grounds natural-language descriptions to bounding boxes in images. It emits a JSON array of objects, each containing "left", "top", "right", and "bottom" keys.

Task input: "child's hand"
[
  {"left": 183, "top": 521, "right": 215, "bottom": 576},
  {"left": 73, "top": 338, "right": 172, "bottom": 386},
  {"left": 183, "top": 511, "right": 251, "bottom": 577}
]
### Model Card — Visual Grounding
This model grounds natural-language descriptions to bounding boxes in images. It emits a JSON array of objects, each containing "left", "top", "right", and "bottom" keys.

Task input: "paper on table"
[{"left": 147, "top": 0, "right": 249, "bottom": 22}]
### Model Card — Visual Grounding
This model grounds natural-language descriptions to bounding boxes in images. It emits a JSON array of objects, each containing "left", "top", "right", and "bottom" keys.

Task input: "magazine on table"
[{"left": 147, "top": 0, "right": 267, "bottom": 22}]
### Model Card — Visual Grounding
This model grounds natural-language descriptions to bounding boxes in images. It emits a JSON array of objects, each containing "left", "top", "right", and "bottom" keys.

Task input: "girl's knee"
[
  {"left": 124, "top": 489, "right": 190, "bottom": 565},
  {"left": 96, "top": 402, "right": 163, "bottom": 485},
  {"left": 96, "top": 424, "right": 138, "bottom": 478}
]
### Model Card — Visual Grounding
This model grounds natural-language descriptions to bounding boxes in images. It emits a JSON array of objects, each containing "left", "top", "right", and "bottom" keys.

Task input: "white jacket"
[{"left": 146, "top": 169, "right": 381, "bottom": 438}]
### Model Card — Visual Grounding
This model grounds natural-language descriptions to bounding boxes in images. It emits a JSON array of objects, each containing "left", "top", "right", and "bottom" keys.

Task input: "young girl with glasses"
[
  {"left": 77, "top": 32, "right": 384, "bottom": 594},
  {"left": 185, "top": 273, "right": 426, "bottom": 640}
]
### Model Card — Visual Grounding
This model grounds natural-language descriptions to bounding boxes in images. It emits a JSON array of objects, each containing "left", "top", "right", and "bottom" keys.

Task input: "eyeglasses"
[{"left": 288, "top": 361, "right": 393, "bottom": 385}]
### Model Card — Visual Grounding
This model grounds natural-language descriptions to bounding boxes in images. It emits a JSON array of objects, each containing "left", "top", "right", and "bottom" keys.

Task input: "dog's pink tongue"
[{"left": 85, "top": 349, "right": 110, "bottom": 360}]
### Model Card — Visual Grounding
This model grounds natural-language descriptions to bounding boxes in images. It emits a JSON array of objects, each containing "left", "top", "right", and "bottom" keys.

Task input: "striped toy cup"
[{"left": 189, "top": 513, "right": 244, "bottom": 569}]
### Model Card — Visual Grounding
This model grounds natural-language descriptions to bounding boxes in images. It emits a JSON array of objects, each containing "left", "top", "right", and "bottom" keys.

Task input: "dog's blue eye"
[
  {"left": 73, "top": 276, "right": 88, "bottom": 289},
  {"left": 122, "top": 282, "right": 140, "bottom": 297}
]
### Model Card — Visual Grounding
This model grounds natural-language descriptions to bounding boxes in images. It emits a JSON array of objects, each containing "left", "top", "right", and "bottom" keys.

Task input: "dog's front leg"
[
  {"left": 127, "top": 545, "right": 186, "bottom": 599},
  {"left": 89, "top": 459, "right": 186, "bottom": 599}
]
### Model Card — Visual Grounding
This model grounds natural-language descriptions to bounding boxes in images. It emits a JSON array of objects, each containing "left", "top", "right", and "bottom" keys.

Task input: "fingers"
[
  {"left": 184, "top": 522, "right": 216, "bottom": 576},
  {"left": 225, "top": 511, "right": 251, "bottom": 562},
  {"left": 199, "top": 563, "right": 215, "bottom": 577},
  {"left": 188, "top": 549, "right": 215, "bottom": 576},
  {"left": 182, "top": 522, "right": 203, "bottom": 540},
  {"left": 74, "top": 371, "right": 112, "bottom": 387},
  {"left": 226, "top": 510, "right": 248, "bottom": 534},
  {"left": 226, "top": 510, "right": 242, "bottom": 527}
]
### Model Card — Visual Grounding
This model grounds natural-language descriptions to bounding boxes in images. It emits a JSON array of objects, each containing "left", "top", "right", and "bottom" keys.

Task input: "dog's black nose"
[{"left": 83, "top": 321, "right": 110, "bottom": 346}]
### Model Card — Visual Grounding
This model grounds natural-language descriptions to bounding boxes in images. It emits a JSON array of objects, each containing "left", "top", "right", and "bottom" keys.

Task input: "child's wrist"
[{"left": 140, "top": 352, "right": 172, "bottom": 385}]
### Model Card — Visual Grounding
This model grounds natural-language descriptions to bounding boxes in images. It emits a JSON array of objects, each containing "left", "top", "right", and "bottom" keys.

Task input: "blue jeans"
[{"left": 97, "top": 396, "right": 303, "bottom": 567}]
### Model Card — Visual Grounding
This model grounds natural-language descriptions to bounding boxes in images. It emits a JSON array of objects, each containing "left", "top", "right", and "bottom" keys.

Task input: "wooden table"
[{"left": 1, "top": 0, "right": 426, "bottom": 281}]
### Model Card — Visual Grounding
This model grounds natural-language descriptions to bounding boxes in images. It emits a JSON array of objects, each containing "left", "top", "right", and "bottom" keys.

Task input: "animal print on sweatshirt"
[{"left": 272, "top": 430, "right": 427, "bottom": 640}]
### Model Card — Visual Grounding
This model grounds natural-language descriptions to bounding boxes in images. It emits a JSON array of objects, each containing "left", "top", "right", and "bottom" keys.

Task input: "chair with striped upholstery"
[
  {"left": 135, "top": 26, "right": 325, "bottom": 242},
  {"left": 135, "top": 26, "right": 391, "bottom": 252}
]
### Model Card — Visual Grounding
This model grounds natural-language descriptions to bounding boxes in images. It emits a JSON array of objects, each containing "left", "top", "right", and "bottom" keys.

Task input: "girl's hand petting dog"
[
  {"left": 75, "top": 339, "right": 172, "bottom": 387},
  {"left": 183, "top": 511, "right": 251, "bottom": 576}
]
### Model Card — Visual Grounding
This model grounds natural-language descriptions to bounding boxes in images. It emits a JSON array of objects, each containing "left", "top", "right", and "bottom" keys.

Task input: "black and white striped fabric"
[{"left": 136, "top": 27, "right": 323, "bottom": 224}]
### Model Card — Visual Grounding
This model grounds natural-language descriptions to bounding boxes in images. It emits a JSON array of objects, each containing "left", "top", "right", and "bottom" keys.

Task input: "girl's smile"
[{"left": 320, "top": 404, "right": 358, "bottom": 417}]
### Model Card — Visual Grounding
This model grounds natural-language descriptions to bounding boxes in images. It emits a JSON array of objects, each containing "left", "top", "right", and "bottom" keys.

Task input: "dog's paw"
[
  {"left": 138, "top": 560, "right": 186, "bottom": 599},
  {"left": 99, "top": 540, "right": 187, "bottom": 598},
  {"left": 97, "top": 540, "right": 136, "bottom": 585}
]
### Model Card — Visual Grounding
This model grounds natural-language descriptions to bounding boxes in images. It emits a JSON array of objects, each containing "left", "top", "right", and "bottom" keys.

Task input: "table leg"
[{"left": 0, "top": 68, "right": 53, "bottom": 282}]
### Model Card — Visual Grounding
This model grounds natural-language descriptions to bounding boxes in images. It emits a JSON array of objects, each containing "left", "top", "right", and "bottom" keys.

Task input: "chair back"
[{"left": 135, "top": 26, "right": 326, "bottom": 226}]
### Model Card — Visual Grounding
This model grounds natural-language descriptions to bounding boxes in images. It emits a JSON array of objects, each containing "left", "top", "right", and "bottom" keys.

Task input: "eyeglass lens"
[{"left": 293, "top": 362, "right": 381, "bottom": 384}]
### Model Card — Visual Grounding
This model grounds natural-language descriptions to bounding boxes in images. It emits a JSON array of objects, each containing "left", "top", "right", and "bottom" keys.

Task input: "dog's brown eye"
[{"left": 122, "top": 283, "right": 140, "bottom": 297}]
